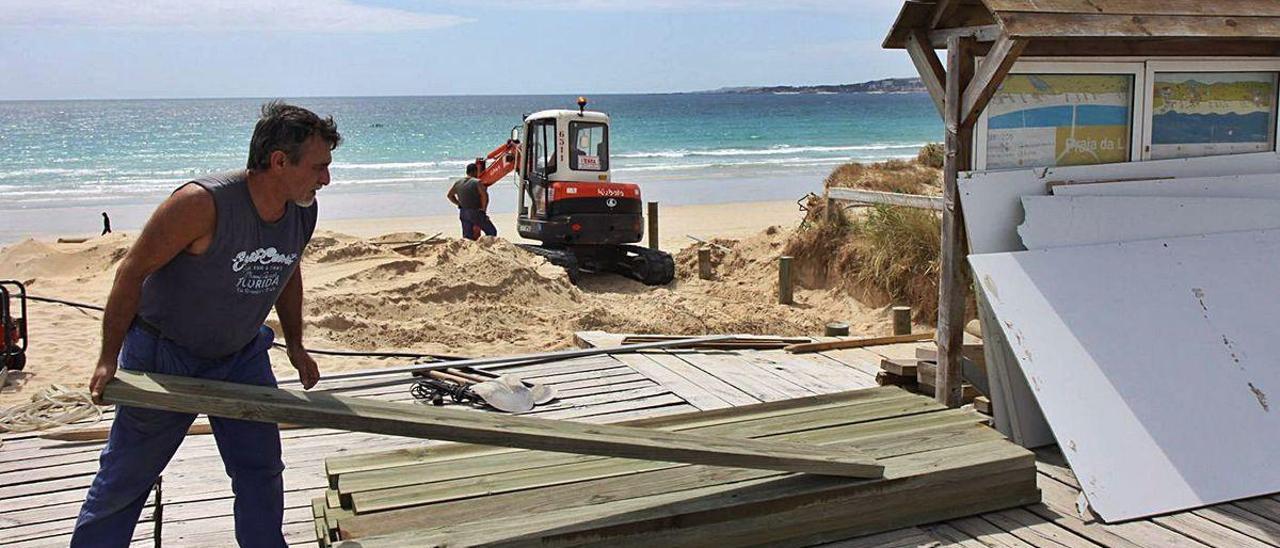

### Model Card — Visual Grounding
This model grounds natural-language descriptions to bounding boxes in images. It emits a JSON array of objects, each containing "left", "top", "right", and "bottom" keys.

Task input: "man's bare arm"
[
  {"left": 478, "top": 183, "right": 489, "bottom": 211},
  {"left": 90, "top": 184, "right": 215, "bottom": 403},
  {"left": 274, "top": 265, "right": 318, "bottom": 388},
  {"left": 446, "top": 184, "right": 460, "bottom": 206}
]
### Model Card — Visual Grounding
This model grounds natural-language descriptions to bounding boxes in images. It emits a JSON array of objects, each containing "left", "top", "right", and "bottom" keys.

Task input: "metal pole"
[{"left": 317, "top": 334, "right": 738, "bottom": 389}]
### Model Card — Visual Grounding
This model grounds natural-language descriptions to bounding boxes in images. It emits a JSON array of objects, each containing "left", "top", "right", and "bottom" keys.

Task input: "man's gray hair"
[{"left": 247, "top": 101, "right": 341, "bottom": 170}]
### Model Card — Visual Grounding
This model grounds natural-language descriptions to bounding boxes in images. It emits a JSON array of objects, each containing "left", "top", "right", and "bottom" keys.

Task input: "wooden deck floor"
[{"left": 2, "top": 332, "right": 1279, "bottom": 547}]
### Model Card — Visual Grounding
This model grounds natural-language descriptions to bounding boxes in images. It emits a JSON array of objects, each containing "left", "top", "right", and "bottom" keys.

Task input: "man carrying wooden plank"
[{"left": 72, "top": 102, "right": 341, "bottom": 548}]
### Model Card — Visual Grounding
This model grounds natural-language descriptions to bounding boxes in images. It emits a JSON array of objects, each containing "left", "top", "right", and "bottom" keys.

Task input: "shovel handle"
[{"left": 428, "top": 370, "right": 475, "bottom": 385}]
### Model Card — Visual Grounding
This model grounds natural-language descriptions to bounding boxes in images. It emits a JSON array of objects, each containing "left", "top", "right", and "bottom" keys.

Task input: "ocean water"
[{"left": 0, "top": 93, "right": 940, "bottom": 241}]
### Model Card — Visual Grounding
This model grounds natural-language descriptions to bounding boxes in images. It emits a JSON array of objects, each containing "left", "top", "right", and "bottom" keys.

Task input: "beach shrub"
[
  {"left": 916, "top": 143, "right": 945, "bottom": 169},
  {"left": 786, "top": 199, "right": 968, "bottom": 324},
  {"left": 823, "top": 159, "right": 940, "bottom": 195}
]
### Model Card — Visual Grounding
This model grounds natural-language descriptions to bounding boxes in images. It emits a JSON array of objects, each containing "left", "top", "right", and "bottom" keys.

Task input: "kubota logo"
[{"left": 598, "top": 188, "right": 625, "bottom": 197}]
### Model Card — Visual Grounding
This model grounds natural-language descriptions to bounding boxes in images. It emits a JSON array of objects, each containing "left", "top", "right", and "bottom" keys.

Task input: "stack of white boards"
[
  {"left": 961, "top": 155, "right": 1280, "bottom": 522},
  {"left": 958, "top": 152, "right": 1280, "bottom": 450}
]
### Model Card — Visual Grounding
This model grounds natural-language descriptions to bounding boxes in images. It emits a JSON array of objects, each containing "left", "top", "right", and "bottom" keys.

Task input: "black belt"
[{"left": 131, "top": 316, "right": 164, "bottom": 338}]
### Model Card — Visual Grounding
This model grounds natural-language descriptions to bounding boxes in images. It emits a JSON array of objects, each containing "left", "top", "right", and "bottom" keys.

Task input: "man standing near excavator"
[{"left": 447, "top": 163, "right": 497, "bottom": 240}]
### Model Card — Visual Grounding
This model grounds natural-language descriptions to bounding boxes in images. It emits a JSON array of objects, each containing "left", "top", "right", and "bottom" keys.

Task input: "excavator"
[{"left": 471, "top": 98, "right": 675, "bottom": 285}]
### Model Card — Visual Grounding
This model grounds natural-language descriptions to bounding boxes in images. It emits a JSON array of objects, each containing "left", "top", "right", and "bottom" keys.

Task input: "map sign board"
[
  {"left": 1151, "top": 72, "right": 1278, "bottom": 160},
  {"left": 984, "top": 74, "right": 1133, "bottom": 170}
]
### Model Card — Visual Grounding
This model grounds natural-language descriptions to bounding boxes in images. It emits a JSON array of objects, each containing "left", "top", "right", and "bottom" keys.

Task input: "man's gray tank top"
[
  {"left": 452, "top": 177, "right": 483, "bottom": 209},
  {"left": 138, "top": 171, "right": 317, "bottom": 359}
]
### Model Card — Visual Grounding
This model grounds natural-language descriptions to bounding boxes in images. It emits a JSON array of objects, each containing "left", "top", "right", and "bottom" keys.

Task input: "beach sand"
[{"left": 0, "top": 199, "right": 903, "bottom": 408}]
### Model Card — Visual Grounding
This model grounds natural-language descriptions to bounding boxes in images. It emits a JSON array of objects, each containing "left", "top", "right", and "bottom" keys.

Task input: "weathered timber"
[
  {"left": 323, "top": 387, "right": 910, "bottom": 481},
  {"left": 336, "top": 392, "right": 938, "bottom": 503},
  {"left": 999, "top": 12, "right": 1280, "bottom": 39},
  {"left": 906, "top": 29, "right": 946, "bottom": 116},
  {"left": 986, "top": 0, "right": 1280, "bottom": 16},
  {"left": 104, "top": 370, "right": 883, "bottom": 478},
  {"left": 826, "top": 187, "right": 944, "bottom": 210},
  {"left": 336, "top": 411, "right": 1002, "bottom": 538},
  {"left": 937, "top": 34, "right": 975, "bottom": 408},
  {"left": 960, "top": 33, "right": 1027, "bottom": 129},
  {"left": 331, "top": 439, "right": 1036, "bottom": 547},
  {"left": 784, "top": 332, "right": 934, "bottom": 353}
]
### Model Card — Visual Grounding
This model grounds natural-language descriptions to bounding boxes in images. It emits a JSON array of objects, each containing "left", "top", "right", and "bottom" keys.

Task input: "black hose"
[{"left": 26, "top": 294, "right": 467, "bottom": 361}]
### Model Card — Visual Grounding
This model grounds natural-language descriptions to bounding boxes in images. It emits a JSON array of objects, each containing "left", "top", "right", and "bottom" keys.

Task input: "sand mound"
[
  {"left": 0, "top": 234, "right": 131, "bottom": 282},
  {"left": 0, "top": 220, "right": 902, "bottom": 407}
]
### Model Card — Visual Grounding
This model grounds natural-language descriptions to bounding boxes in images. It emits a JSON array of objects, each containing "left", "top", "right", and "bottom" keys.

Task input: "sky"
[{"left": 0, "top": 0, "right": 916, "bottom": 100}]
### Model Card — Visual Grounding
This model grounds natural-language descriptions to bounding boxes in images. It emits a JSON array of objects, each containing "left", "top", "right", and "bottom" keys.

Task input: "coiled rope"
[{"left": 0, "top": 384, "right": 101, "bottom": 434}]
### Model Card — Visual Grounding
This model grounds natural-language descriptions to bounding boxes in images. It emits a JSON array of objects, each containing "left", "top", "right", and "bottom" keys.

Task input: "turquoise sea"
[{"left": 0, "top": 93, "right": 940, "bottom": 242}]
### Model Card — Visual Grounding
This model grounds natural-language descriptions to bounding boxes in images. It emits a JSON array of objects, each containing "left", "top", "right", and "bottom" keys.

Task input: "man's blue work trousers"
[
  {"left": 459, "top": 208, "right": 497, "bottom": 240},
  {"left": 71, "top": 325, "right": 286, "bottom": 548}
]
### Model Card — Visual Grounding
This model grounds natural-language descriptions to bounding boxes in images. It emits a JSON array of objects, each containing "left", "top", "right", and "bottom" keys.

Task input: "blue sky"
[{"left": 0, "top": 1, "right": 915, "bottom": 100}]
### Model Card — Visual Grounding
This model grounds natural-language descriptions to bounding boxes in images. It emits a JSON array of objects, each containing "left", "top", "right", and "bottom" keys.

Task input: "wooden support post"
[
  {"left": 906, "top": 29, "right": 947, "bottom": 117},
  {"left": 697, "top": 247, "right": 712, "bottom": 280},
  {"left": 778, "top": 256, "right": 794, "bottom": 305},
  {"left": 647, "top": 201, "right": 659, "bottom": 250},
  {"left": 937, "top": 35, "right": 975, "bottom": 408},
  {"left": 892, "top": 306, "right": 912, "bottom": 336}
]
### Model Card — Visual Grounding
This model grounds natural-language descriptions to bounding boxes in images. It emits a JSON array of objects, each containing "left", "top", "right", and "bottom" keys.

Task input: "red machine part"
[
  {"left": 476, "top": 140, "right": 521, "bottom": 187},
  {"left": 547, "top": 181, "right": 640, "bottom": 202}
]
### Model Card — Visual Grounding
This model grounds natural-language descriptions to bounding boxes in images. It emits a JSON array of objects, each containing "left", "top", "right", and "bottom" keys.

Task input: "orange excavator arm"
[{"left": 476, "top": 139, "right": 520, "bottom": 187}]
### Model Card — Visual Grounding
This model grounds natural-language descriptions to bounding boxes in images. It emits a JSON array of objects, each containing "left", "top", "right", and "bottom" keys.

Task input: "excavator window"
[{"left": 570, "top": 122, "right": 608, "bottom": 171}]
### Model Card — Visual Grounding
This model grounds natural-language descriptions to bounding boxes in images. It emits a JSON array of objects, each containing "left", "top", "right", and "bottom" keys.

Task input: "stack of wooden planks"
[
  {"left": 315, "top": 386, "right": 1039, "bottom": 546},
  {"left": 876, "top": 344, "right": 985, "bottom": 406}
]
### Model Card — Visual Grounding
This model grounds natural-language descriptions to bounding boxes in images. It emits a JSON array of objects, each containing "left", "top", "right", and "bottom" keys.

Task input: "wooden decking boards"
[
  {"left": 322, "top": 391, "right": 1039, "bottom": 545},
  {"left": 1, "top": 333, "right": 1279, "bottom": 547}
]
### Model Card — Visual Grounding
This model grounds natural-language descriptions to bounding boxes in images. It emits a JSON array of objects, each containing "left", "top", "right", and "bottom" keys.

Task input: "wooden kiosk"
[{"left": 885, "top": 1, "right": 1280, "bottom": 444}]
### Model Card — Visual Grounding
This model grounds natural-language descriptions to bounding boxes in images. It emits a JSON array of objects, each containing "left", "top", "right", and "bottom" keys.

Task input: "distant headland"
[{"left": 700, "top": 77, "right": 926, "bottom": 95}]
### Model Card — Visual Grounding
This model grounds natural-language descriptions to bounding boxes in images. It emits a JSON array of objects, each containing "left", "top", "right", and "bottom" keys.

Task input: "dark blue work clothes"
[
  {"left": 460, "top": 208, "right": 497, "bottom": 240},
  {"left": 72, "top": 325, "right": 286, "bottom": 548}
]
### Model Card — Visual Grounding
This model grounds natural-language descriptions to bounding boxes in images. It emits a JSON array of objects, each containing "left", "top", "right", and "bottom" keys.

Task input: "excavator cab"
[{"left": 473, "top": 98, "right": 674, "bottom": 285}]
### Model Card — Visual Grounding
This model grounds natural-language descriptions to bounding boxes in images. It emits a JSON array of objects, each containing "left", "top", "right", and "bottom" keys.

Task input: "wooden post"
[
  {"left": 824, "top": 322, "right": 850, "bottom": 337},
  {"left": 892, "top": 306, "right": 912, "bottom": 335},
  {"left": 936, "top": 35, "right": 975, "bottom": 408},
  {"left": 697, "top": 248, "right": 712, "bottom": 280},
  {"left": 647, "top": 201, "right": 659, "bottom": 250},
  {"left": 778, "top": 256, "right": 794, "bottom": 305}
]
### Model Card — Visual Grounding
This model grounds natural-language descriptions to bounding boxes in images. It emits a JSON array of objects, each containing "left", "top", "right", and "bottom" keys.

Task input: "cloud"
[{"left": 0, "top": 0, "right": 471, "bottom": 32}]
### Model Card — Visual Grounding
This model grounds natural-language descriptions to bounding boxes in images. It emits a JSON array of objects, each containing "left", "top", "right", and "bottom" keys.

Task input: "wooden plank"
[
  {"left": 323, "top": 387, "right": 910, "bottom": 480},
  {"left": 666, "top": 351, "right": 813, "bottom": 401},
  {"left": 104, "top": 370, "right": 884, "bottom": 478},
  {"left": 1019, "top": 196, "right": 1280, "bottom": 250},
  {"left": 784, "top": 333, "right": 934, "bottom": 354},
  {"left": 337, "top": 414, "right": 1006, "bottom": 525},
  {"left": 345, "top": 408, "right": 987, "bottom": 516},
  {"left": 727, "top": 351, "right": 877, "bottom": 393},
  {"left": 938, "top": 33, "right": 975, "bottom": 408},
  {"left": 1032, "top": 471, "right": 1209, "bottom": 548},
  {"left": 960, "top": 33, "right": 1027, "bottom": 130},
  {"left": 999, "top": 12, "right": 1280, "bottom": 39},
  {"left": 987, "top": 0, "right": 1280, "bottom": 17},
  {"left": 815, "top": 347, "right": 887, "bottom": 378},
  {"left": 335, "top": 392, "right": 939, "bottom": 500},
  {"left": 980, "top": 508, "right": 1097, "bottom": 548},
  {"left": 607, "top": 353, "right": 736, "bottom": 411},
  {"left": 334, "top": 440, "right": 1036, "bottom": 547},
  {"left": 906, "top": 28, "right": 947, "bottom": 117},
  {"left": 970, "top": 229, "right": 1280, "bottom": 521},
  {"left": 826, "top": 187, "right": 944, "bottom": 211}
]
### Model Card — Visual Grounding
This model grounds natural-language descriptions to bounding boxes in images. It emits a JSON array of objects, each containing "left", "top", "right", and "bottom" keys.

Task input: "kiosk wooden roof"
[{"left": 882, "top": 0, "right": 1280, "bottom": 408}]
